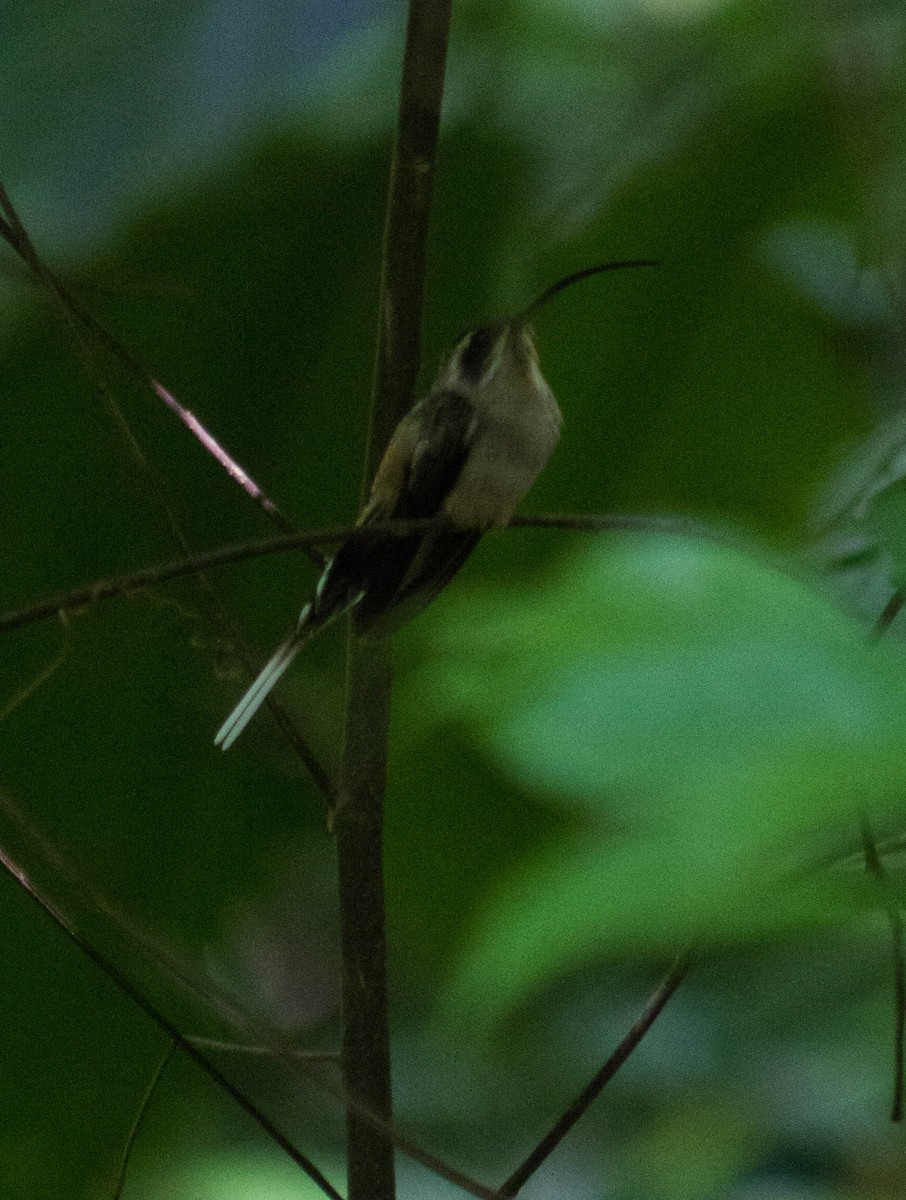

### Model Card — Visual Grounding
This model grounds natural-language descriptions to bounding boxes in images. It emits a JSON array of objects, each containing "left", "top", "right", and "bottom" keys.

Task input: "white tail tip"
[{"left": 215, "top": 629, "right": 305, "bottom": 751}]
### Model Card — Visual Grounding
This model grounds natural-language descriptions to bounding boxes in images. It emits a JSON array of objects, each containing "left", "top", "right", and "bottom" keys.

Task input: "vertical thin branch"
[
  {"left": 335, "top": 3, "right": 453, "bottom": 1198},
  {"left": 364, "top": 2, "right": 455, "bottom": 471}
]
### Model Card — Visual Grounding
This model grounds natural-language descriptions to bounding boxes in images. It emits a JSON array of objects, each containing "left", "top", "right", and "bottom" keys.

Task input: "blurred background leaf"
[
  {"left": 3, "top": 0, "right": 906, "bottom": 1197},
  {"left": 415, "top": 536, "right": 906, "bottom": 1026}
]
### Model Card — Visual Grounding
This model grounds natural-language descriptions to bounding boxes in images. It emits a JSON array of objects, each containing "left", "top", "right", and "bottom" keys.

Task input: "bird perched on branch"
[{"left": 215, "top": 260, "right": 656, "bottom": 750}]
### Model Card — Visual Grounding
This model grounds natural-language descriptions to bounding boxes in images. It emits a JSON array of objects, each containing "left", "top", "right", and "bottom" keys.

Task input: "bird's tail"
[{"left": 214, "top": 604, "right": 318, "bottom": 751}]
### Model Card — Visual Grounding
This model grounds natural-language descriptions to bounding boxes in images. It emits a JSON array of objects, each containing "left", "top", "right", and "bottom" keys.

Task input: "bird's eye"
[{"left": 458, "top": 325, "right": 497, "bottom": 381}]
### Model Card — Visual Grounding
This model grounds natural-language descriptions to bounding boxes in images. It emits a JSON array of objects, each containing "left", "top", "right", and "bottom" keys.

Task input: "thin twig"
[
  {"left": 78, "top": 321, "right": 309, "bottom": 552},
  {"left": 112, "top": 1041, "right": 177, "bottom": 1199},
  {"left": 0, "top": 513, "right": 712, "bottom": 637},
  {"left": 0, "top": 620, "right": 69, "bottom": 722},
  {"left": 0, "top": 843, "right": 344, "bottom": 1200},
  {"left": 860, "top": 815, "right": 905, "bottom": 1122},
  {"left": 150, "top": 373, "right": 309, "bottom": 547},
  {"left": 499, "top": 955, "right": 691, "bottom": 1196}
]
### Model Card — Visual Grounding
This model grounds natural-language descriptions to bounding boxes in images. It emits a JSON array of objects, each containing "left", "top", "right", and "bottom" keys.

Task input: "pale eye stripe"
[
  {"left": 485, "top": 337, "right": 506, "bottom": 382},
  {"left": 528, "top": 356, "right": 548, "bottom": 394}
]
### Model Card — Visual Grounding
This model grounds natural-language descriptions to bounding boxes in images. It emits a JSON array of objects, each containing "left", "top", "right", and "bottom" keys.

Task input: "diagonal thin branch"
[
  {"left": 0, "top": 621, "right": 69, "bottom": 722},
  {"left": 70, "top": 306, "right": 309, "bottom": 553},
  {"left": 499, "top": 954, "right": 691, "bottom": 1196},
  {"left": 0, "top": 183, "right": 308, "bottom": 553}
]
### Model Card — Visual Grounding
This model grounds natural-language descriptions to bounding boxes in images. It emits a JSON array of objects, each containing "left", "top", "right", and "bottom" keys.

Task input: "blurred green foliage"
[{"left": 2, "top": 0, "right": 906, "bottom": 1198}]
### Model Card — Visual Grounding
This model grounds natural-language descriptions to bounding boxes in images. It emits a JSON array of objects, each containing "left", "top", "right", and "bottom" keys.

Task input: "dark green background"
[{"left": 2, "top": 0, "right": 906, "bottom": 1196}]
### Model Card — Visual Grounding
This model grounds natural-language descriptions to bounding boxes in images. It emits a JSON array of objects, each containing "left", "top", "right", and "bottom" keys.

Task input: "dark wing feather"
[
  {"left": 315, "top": 390, "right": 479, "bottom": 634},
  {"left": 353, "top": 526, "right": 480, "bottom": 635},
  {"left": 397, "top": 389, "right": 475, "bottom": 517}
]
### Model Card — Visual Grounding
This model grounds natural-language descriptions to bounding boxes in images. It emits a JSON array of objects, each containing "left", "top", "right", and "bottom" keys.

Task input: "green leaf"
[
  {"left": 422, "top": 537, "right": 906, "bottom": 1026},
  {"left": 149, "top": 1159, "right": 340, "bottom": 1200}
]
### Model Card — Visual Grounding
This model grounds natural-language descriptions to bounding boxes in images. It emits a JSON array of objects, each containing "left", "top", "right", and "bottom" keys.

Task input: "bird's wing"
[
  {"left": 399, "top": 388, "right": 477, "bottom": 518},
  {"left": 215, "top": 393, "right": 480, "bottom": 745},
  {"left": 361, "top": 388, "right": 477, "bottom": 523},
  {"left": 313, "top": 390, "right": 479, "bottom": 634},
  {"left": 355, "top": 524, "right": 479, "bottom": 635},
  {"left": 351, "top": 389, "right": 480, "bottom": 632}
]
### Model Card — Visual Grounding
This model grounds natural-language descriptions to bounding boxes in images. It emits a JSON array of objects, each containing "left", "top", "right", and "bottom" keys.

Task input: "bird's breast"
[{"left": 444, "top": 386, "right": 561, "bottom": 529}]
